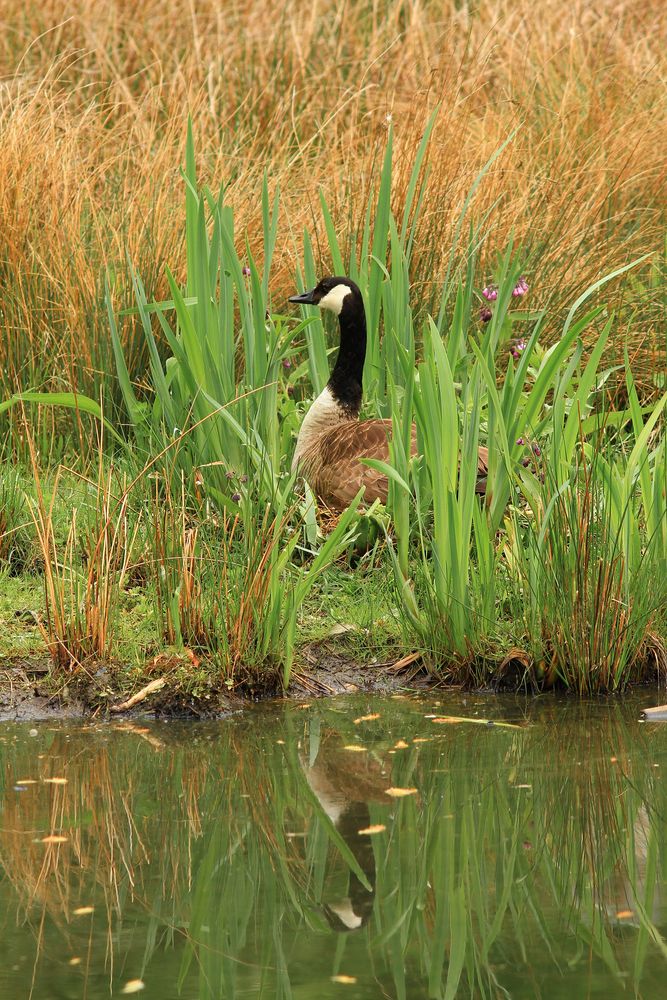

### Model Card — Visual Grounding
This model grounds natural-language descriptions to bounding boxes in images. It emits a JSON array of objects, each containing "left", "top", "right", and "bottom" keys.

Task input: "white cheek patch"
[{"left": 318, "top": 284, "right": 352, "bottom": 315}]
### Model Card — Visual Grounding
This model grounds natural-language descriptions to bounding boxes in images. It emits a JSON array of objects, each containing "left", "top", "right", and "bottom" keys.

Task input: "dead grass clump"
[{"left": 0, "top": 0, "right": 664, "bottom": 405}]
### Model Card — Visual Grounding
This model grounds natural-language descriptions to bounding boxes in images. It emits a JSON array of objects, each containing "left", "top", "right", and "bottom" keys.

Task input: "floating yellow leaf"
[
  {"left": 73, "top": 906, "right": 94, "bottom": 916},
  {"left": 41, "top": 834, "right": 68, "bottom": 844},
  {"left": 353, "top": 713, "right": 380, "bottom": 724},
  {"left": 43, "top": 777, "right": 68, "bottom": 785},
  {"left": 343, "top": 745, "right": 367, "bottom": 752},
  {"left": 15, "top": 779, "right": 37, "bottom": 785},
  {"left": 331, "top": 975, "right": 357, "bottom": 984},
  {"left": 121, "top": 980, "right": 145, "bottom": 994},
  {"left": 384, "top": 787, "right": 417, "bottom": 797},
  {"left": 68, "top": 957, "right": 81, "bottom": 966},
  {"left": 431, "top": 715, "right": 522, "bottom": 729},
  {"left": 358, "top": 824, "right": 386, "bottom": 836},
  {"left": 413, "top": 738, "right": 430, "bottom": 743},
  {"left": 394, "top": 740, "right": 409, "bottom": 749}
]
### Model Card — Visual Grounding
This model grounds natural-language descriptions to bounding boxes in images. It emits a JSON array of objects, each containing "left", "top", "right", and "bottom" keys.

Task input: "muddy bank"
[
  {"left": 0, "top": 644, "right": 431, "bottom": 721},
  {"left": 0, "top": 659, "right": 87, "bottom": 722}
]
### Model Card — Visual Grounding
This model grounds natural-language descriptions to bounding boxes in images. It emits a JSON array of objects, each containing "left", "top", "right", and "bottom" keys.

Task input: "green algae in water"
[{"left": 0, "top": 694, "right": 666, "bottom": 999}]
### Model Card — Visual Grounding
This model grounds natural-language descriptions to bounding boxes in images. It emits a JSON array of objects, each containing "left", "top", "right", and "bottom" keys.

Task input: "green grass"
[
  {"left": 0, "top": 125, "right": 665, "bottom": 699},
  {"left": 0, "top": 576, "right": 44, "bottom": 659},
  {"left": 0, "top": 463, "right": 404, "bottom": 692}
]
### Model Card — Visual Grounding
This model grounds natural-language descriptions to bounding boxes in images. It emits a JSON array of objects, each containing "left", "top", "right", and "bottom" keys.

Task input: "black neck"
[{"left": 327, "top": 296, "right": 366, "bottom": 417}]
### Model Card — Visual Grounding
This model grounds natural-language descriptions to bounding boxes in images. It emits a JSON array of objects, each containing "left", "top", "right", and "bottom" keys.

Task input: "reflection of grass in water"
[
  {"left": 0, "top": 727, "right": 209, "bottom": 980},
  {"left": 0, "top": 704, "right": 665, "bottom": 997}
]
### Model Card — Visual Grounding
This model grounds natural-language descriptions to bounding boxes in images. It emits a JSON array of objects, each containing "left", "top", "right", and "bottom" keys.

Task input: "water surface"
[{"left": 1, "top": 692, "right": 666, "bottom": 999}]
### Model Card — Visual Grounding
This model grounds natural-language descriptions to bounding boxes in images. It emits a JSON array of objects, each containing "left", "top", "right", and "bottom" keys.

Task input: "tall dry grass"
[{"left": 0, "top": 0, "right": 664, "bottom": 408}]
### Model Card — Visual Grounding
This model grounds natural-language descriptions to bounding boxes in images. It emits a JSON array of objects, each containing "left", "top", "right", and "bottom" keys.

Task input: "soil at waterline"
[{"left": 0, "top": 645, "right": 431, "bottom": 722}]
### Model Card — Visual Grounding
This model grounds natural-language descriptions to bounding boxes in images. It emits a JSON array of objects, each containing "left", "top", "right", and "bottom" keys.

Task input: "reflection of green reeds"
[{"left": 1, "top": 700, "right": 666, "bottom": 997}]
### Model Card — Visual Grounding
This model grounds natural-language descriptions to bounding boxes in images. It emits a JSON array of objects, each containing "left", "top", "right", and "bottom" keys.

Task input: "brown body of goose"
[{"left": 289, "top": 277, "right": 489, "bottom": 512}]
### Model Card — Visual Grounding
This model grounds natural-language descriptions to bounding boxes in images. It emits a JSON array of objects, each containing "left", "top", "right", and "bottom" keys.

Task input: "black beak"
[{"left": 289, "top": 287, "right": 317, "bottom": 305}]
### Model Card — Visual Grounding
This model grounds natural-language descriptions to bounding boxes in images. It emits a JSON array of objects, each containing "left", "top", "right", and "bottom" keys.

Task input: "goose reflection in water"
[
  {"left": 599, "top": 804, "right": 666, "bottom": 929},
  {"left": 301, "top": 730, "right": 388, "bottom": 932}
]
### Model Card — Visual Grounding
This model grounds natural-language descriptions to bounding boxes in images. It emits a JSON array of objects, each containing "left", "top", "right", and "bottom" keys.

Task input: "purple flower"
[
  {"left": 522, "top": 458, "right": 530, "bottom": 467},
  {"left": 239, "top": 474, "right": 248, "bottom": 483},
  {"left": 225, "top": 470, "right": 235, "bottom": 480},
  {"left": 511, "top": 349, "right": 520, "bottom": 359},
  {"left": 482, "top": 286, "right": 498, "bottom": 301},
  {"left": 242, "top": 265, "right": 251, "bottom": 277},
  {"left": 283, "top": 359, "right": 292, "bottom": 369},
  {"left": 532, "top": 443, "right": 541, "bottom": 457},
  {"left": 480, "top": 307, "right": 493, "bottom": 323},
  {"left": 516, "top": 437, "right": 525, "bottom": 446},
  {"left": 516, "top": 339, "right": 527, "bottom": 352},
  {"left": 512, "top": 276, "right": 529, "bottom": 297},
  {"left": 231, "top": 492, "right": 241, "bottom": 502}
]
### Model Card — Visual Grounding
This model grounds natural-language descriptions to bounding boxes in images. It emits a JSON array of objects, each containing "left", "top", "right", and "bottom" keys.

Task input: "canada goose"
[
  {"left": 301, "top": 730, "right": 381, "bottom": 932},
  {"left": 289, "top": 276, "right": 489, "bottom": 511}
]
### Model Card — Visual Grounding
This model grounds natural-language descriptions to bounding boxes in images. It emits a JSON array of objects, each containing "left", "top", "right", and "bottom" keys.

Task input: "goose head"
[
  {"left": 289, "top": 276, "right": 362, "bottom": 317},
  {"left": 289, "top": 274, "right": 368, "bottom": 446}
]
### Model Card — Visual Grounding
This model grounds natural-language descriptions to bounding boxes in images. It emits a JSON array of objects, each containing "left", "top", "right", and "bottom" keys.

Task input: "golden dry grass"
[{"left": 0, "top": 0, "right": 665, "bottom": 399}]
